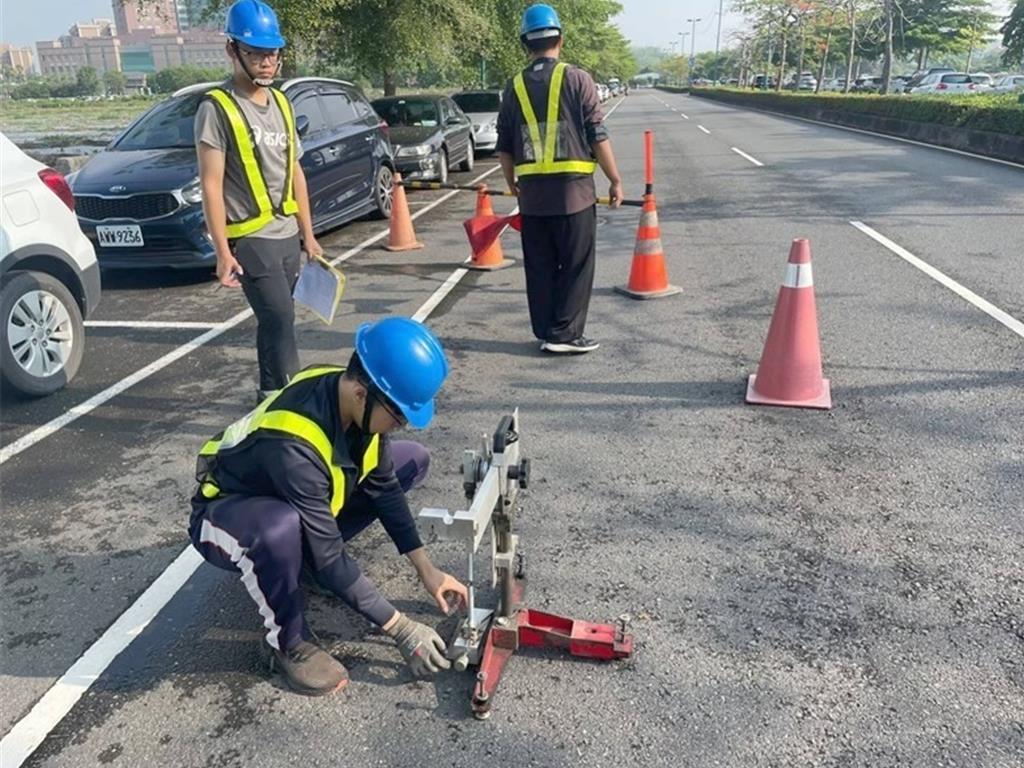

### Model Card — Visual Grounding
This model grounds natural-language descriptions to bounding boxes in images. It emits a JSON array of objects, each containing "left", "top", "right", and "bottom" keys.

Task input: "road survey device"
[{"left": 418, "top": 410, "right": 634, "bottom": 719}]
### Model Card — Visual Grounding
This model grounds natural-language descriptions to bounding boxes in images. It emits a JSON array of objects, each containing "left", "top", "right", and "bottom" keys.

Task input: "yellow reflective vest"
[
  {"left": 512, "top": 62, "right": 598, "bottom": 177},
  {"left": 205, "top": 87, "right": 299, "bottom": 239},
  {"left": 197, "top": 366, "right": 380, "bottom": 517}
]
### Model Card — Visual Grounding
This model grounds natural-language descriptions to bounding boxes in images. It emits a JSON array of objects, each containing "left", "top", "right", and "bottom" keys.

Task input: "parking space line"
[
  {"left": 85, "top": 321, "right": 220, "bottom": 330},
  {"left": 697, "top": 125, "right": 711, "bottom": 134},
  {"left": 730, "top": 147, "right": 764, "bottom": 167},
  {"left": 0, "top": 163, "right": 502, "bottom": 467},
  {"left": 850, "top": 221, "right": 1024, "bottom": 339}
]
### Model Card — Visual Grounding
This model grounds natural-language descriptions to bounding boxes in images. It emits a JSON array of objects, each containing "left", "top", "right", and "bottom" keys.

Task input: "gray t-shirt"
[{"left": 194, "top": 83, "right": 304, "bottom": 240}]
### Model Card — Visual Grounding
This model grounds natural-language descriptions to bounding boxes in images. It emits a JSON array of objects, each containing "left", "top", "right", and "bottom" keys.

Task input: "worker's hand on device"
[
  {"left": 385, "top": 613, "right": 451, "bottom": 677},
  {"left": 420, "top": 566, "right": 468, "bottom": 615}
]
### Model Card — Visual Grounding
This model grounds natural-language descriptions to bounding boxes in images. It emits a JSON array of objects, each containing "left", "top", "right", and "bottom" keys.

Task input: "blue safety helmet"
[
  {"left": 355, "top": 317, "right": 449, "bottom": 430},
  {"left": 520, "top": 4, "right": 562, "bottom": 41},
  {"left": 224, "top": 0, "right": 286, "bottom": 50}
]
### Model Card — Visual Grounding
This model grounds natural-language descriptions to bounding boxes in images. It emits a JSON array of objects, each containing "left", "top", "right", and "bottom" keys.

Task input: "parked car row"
[{"left": 767, "top": 68, "right": 1024, "bottom": 96}]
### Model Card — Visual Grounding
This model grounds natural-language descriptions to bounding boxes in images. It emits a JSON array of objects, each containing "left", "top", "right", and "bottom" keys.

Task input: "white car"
[
  {"left": 993, "top": 74, "right": 1024, "bottom": 92},
  {"left": 1, "top": 132, "right": 100, "bottom": 396},
  {"left": 910, "top": 72, "right": 982, "bottom": 94},
  {"left": 451, "top": 90, "right": 501, "bottom": 153},
  {"left": 821, "top": 78, "right": 847, "bottom": 92}
]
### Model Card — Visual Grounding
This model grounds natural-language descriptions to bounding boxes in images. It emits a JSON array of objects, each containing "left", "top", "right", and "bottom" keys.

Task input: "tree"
[
  {"left": 1002, "top": 0, "right": 1024, "bottom": 65},
  {"left": 76, "top": 66, "right": 101, "bottom": 97},
  {"left": 104, "top": 70, "right": 127, "bottom": 95}
]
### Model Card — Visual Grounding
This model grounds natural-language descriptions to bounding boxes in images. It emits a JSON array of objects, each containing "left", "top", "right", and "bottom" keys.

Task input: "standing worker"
[
  {"left": 189, "top": 317, "right": 469, "bottom": 695},
  {"left": 496, "top": 3, "right": 624, "bottom": 355},
  {"left": 196, "top": 0, "right": 323, "bottom": 403}
]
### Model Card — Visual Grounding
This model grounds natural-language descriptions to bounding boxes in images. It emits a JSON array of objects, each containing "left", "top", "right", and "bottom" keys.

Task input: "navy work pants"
[
  {"left": 520, "top": 206, "right": 597, "bottom": 343},
  {"left": 188, "top": 441, "right": 429, "bottom": 651}
]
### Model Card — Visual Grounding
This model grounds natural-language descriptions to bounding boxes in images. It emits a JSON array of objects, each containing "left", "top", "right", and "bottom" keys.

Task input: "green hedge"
[
  {"left": 692, "top": 88, "right": 1024, "bottom": 137},
  {"left": 656, "top": 86, "right": 690, "bottom": 94}
]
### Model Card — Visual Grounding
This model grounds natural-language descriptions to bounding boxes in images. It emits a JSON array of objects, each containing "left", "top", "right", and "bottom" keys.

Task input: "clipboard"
[{"left": 293, "top": 255, "right": 346, "bottom": 325}]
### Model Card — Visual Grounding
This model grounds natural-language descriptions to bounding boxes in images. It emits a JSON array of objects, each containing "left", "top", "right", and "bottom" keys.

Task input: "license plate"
[{"left": 96, "top": 225, "right": 144, "bottom": 248}]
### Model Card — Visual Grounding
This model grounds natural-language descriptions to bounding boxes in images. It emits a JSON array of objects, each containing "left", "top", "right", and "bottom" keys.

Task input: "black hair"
[
  {"left": 344, "top": 351, "right": 371, "bottom": 385},
  {"left": 523, "top": 34, "right": 562, "bottom": 54}
]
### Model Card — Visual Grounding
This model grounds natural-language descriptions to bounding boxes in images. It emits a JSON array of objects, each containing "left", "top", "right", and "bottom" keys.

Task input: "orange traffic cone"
[
  {"left": 384, "top": 172, "right": 424, "bottom": 252},
  {"left": 614, "top": 193, "right": 680, "bottom": 299},
  {"left": 466, "top": 187, "right": 513, "bottom": 270},
  {"left": 746, "top": 238, "right": 831, "bottom": 409}
]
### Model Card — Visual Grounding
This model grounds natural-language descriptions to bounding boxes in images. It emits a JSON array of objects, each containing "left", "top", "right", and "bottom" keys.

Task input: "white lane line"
[
  {"left": 0, "top": 164, "right": 502, "bottom": 467},
  {"left": 680, "top": 112, "right": 690, "bottom": 120},
  {"left": 731, "top": 147, "right": 765, "bottom": 167},
  {"left": 850, "top": 221, "right": 1024, "bottom": 340},
  {"left": 698, "top": 125, "right": 711, "bottom": 134},
  {"left": 0, "top": 547, "right": 204, "bottom": 768},
  {"left": 604, "top": 96, "right": 626, "bottom": 118},
  {"left": 85, "top": 321, "right": 220, "bottom": 330},
  {"left": 0, "top": 165, "right": 507, "bottom": 766}
]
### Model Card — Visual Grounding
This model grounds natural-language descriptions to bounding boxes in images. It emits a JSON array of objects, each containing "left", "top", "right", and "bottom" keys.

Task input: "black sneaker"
[
  {"left": 270, "top": 639, "right": 348, "bottom": 696},
  {"left": 542, "top": 337, "right": 600, "bottom": 354}
]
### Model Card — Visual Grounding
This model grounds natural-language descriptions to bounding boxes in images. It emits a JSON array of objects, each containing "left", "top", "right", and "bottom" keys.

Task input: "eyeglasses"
[
  {"left": 235, "top": 44, "right": 281, "bottom": 63},
  {"left": 378, "top": 394, "right": 407, "bottom": 427}
]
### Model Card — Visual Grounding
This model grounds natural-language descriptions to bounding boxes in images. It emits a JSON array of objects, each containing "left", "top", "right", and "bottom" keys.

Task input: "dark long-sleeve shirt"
[{"left": 191, "top": 371, "right": 421, "bottom": 626}]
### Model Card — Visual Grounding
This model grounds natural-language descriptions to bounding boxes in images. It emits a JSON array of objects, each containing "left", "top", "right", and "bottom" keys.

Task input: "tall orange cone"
[
  {"left": 615, "top": 130, "right": 680, "bottom": 300},
  {"left": 466, "top": 187, "right": 513, "bottom": 270},
  {"left": 745, "top": 238, "right": 832, "bottom": 409},
  {"left": 383, "top": 172, "right": 423, "bottom": 252}
]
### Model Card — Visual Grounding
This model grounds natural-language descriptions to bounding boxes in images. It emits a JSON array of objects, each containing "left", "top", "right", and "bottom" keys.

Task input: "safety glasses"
[
  {"left": 378, "top": 393, "right": 408, "bottom": 427},
  {"left": 235, "top": 44, "right": 281, "bottom": 63}
]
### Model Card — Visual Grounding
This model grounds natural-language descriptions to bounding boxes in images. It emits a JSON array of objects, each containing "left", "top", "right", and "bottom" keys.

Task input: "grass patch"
[
  {"left": 691, "top": 88, "right": 1024, "bottom": 137},
  {"left": 1, "top": 97, "right": 160, "bottom": 141}
]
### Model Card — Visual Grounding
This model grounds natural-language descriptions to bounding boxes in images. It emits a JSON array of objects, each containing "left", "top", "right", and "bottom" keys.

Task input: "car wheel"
[
  {"left": 0, "top": 270, "right": 85, "bottom": 397},
  {"left": 371, "top": 163, "right": 394, "bottom": 220},
  {"left": 458, "top": 141, "right": 475, "bottom": 172},
  {"left": 438, "top": 148, "right": 449, "bottom": 184}
]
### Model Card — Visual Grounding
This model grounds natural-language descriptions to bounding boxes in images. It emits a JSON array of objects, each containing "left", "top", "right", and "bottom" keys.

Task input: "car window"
[
  {"left": 114, "top": 92, "right": 203, "bottom": 150},
  {"left": 920, "top": 74, "right": 937, "bottom": 85},
  {"left": 373, "top": 98, "right": 439, "bottom": 128},
  {"left": 320, "top": 87, "right": 359, "bottom": 126},
  {"left": 452, "top": 92, "right": 501, "bottom": 112},
  {"left": 350, "top": 90, "right": 374, "bottom": 118},
  {"left": 292, "top": 90, "right": 327, "bottom": 135},
  {"left": 942, "top": 75, "right": 971, "bottom": 84}
]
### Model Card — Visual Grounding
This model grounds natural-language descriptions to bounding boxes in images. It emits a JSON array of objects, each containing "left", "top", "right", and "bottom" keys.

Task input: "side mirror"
[
  {"left": 445, "top": 116, "right": 461, "bottom": 126},
  {"left": 296, "top": 115, "right": 310, "bottom": 137}
]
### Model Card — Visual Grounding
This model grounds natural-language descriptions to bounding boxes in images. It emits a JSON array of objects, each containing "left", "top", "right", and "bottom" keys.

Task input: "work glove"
[{"left": 385, "top": 613, "right": 451, "bottom": 678}]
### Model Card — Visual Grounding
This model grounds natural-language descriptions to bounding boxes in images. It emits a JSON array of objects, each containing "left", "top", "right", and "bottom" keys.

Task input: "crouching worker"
[{"left": 188, "top": 317, "right": 468, "bottom": 695}]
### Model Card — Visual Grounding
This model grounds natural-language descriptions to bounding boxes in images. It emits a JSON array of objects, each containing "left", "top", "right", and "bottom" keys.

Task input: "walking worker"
[
  {"left": 189, "top": 317, "right": 469, "bottom": 695},
  {"left": 496, "top": 3, "right": 625, "bottom": 355},
  {"left": 196, "top": 0, "right": 323, "bottom": 403}
]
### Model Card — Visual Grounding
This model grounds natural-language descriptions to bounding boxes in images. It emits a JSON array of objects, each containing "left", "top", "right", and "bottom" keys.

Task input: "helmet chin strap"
[
  {"left": 233, "top": 41, "right": 281, "bottom": 87},
  {"left": 360, "top": 382, "right": 380, "bottom": 436}
]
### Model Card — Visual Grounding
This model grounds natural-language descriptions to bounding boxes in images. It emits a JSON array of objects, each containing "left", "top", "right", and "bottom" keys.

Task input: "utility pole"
[
  {"left": 687, "top": 17, "right": 701, "bottom": 62},
  {"left": 716, "top": 0, "right": 724, "bottom": 55}
]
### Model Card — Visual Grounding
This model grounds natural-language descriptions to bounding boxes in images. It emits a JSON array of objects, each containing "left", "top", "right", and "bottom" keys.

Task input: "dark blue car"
[{"left": 70, "top": 78, "right": 395, "bottom": 269}]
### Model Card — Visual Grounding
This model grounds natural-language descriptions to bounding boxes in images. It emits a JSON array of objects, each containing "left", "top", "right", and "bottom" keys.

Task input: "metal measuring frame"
[{"left": 418, "top": 410, "right": 634, "bottom": 720}]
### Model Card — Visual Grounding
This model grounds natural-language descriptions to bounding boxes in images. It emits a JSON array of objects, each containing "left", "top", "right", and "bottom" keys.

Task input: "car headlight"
[
  {"left": 396, "top": 144, "right": 433, "bottom": 158},
  {"left": 181, "top": 178, "right": 203, "bottom": 204}
]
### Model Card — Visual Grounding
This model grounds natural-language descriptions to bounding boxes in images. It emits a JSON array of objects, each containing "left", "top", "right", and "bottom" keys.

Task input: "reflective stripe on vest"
[
  {"left": 206, "top": 87, "right": 299, "bottom": 239},
  {"left": 198, "top": 365, "right": 379, "bottom": 517},
  {"left": 512, "top": 62, "right": 598, "bottom": 177}
]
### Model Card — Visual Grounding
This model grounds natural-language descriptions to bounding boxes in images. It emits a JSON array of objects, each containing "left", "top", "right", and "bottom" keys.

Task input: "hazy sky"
[{"left": 0, "top": 1, "right": 1014, "bottom": 53}]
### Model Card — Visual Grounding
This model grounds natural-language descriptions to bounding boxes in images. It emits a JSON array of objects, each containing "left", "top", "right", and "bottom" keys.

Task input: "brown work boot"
[{"left": 270, "top": 640, "right": 348, "bottom": 696}]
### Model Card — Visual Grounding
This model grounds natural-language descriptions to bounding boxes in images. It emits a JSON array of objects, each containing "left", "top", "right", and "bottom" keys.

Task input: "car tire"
[
  {"left": 0, "top": 270, "right": 85, "bottom": 397},
  {"left": 438, "top": 148, "right": 449, "bottom": 185},
  {"left": 371, "top": 163, "right": 394, "bottom": 220},
  {"left": 458, "top": 141, "right": 475, "bottom": 172}
]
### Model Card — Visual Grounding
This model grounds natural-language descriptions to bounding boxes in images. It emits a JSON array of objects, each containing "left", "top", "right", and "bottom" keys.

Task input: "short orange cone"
[
  {"left": 383, "top": 172, "right": 423, "bottom": 252},
  {"left": 614, "top": 192, "right": 681, "bottom": 299},
  {"left": 466, "top": 187, "right": 513, "bottom": 270},
  {"left": 746, "top": 238, "right": 831, "bottom": 409}
]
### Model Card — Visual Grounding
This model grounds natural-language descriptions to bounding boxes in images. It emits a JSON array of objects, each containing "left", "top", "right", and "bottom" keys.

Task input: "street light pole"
[
  {"left": 716, "top": 0, "right": 724, "bottom": 55},
  {"left": 686, "top": 17, "right": 701, "bottom": 61}
]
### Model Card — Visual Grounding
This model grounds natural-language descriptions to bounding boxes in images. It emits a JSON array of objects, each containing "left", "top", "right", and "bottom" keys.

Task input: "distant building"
[
  {"left": 176, "top": 0, "right": 221, "bottom": 32},
  {"left": 112, "top": 0, "right": 179, "bottom": 36},
  {"left": 0, "top": 43, "right": 34, "bottom": 76},
  {"left": 36, "top": 20, "right": 120, "bottom": 78}
]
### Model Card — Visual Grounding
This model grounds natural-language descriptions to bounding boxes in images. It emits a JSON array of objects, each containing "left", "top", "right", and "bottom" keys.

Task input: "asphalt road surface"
[{"left": 2, "top": 92, "right": 1022, "bottom": 768}]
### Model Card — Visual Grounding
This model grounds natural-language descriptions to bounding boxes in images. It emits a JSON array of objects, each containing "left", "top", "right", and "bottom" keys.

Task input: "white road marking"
[
  {"left": 850, "top": 221, "right": 1024, "bottom": 339},
  {"left": 698, "top": 125, "right": 711, "bottom": 134},
  {"left": 604, "top": 96, "right": 626, "bottom": 118},
  {"left": 731, "top": 147, "right": 765, "bottom": 167},
  {"left": 85, "top": 321, "right": 220, "bottom": 330},
  {"left": 706, "top": 100, "right": 1024, "bottom": 170},
  {"left": 0, "top": 164, "right": 502, "bottom": 467},
  {"left": 0, "top": 547, "right": 204, "bottom": 768},
  {"left": 680, "top": 113, "right": 689, "bottom": 120}
]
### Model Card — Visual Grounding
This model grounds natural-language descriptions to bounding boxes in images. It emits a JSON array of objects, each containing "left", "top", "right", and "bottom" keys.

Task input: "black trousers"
[
  {"left": 520, "top": 206, "right": 597, "bottom": 343},
  {"left": 233, "top": 234, "right": 301, "bottom": 392}
]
